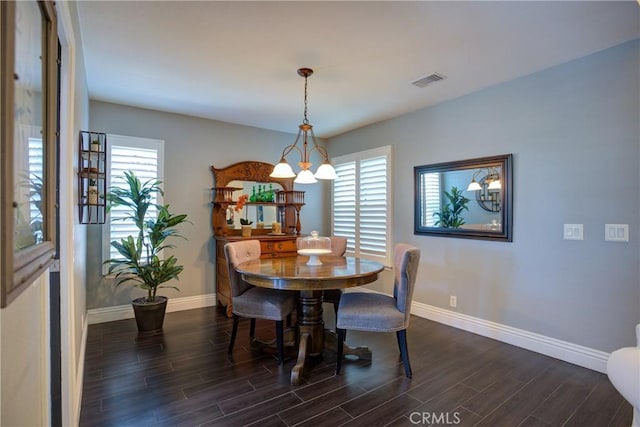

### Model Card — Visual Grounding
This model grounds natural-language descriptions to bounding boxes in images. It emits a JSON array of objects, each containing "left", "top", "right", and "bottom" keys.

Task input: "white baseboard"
[
  {"left": 86, "top": 290, "right": 610, "bottom": 373},
  {"left": 87, "top": 293, "right": 217, "bottom": 325},
  {"left": 354, "top": 286, "right": 609, "bottom": 373},
  {"left": 410, "top": 301, "right": 609, "bottom": 373}
]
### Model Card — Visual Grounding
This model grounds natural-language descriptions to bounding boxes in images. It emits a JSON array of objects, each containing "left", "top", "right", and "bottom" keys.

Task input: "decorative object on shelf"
[
  {"left": 104, "top": 170, "right": 189, "bottom": 333},
  {"left": 78, "top": 131, "right": 107, "bottom": 224},
  {"left": 297, "top": 231, "right": 332, "bottom": 266},
  {"left": 87, "top": 179, "right": 98, "bottom": 205},
  {"left": 236, "top": 194, "right": 253, "bottom": 237},
  {"left": 270, "top": 68, "right": 337, "bottom": 184},
  {"left": 226, "top": 206, "right": 234, "bottom": 225}
]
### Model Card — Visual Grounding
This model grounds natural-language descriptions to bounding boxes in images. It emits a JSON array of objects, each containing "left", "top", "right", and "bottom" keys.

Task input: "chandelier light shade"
[
  {"left": 270, "top": 68, "right": 337, "bottom": 184},
  {"left": 466, "top": 168, "right": 501, "bottom": 192}
]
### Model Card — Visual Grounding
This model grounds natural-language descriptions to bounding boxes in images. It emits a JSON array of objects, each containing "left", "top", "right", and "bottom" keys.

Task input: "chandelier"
[
  {"left": 466, "top": 167, "right": 501, "bottom": 192},
  {"left": 270, "top": 68, "right": 337, "bottom": 184}
]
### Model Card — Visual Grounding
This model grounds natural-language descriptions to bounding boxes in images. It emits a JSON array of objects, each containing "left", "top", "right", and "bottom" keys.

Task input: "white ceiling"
[{"left": 77, "top": 1, "right": 639, "bottom": 138}]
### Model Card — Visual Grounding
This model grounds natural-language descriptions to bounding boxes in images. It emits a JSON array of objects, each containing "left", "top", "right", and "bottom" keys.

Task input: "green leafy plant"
[
  {"left": 104, "top": 171, "right": 189, "bottom": 302},
  {"left": 433, "top": 186, "right": 470, "bottom": 229}
]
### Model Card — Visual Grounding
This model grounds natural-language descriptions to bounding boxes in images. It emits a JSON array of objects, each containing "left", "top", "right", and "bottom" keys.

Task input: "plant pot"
[
  {"left": 241, "top": 224, "right": 252, "bottom": 237},
  {"left": 132, "top": 296, "right": 168, "bottom": 333}
]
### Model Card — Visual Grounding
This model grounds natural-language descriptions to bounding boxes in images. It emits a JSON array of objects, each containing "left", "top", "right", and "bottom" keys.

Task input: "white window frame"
[
  {"left": 331, "top": 145, "right": 393, "bottom": 267},
  {"left": 102, "top": 134, "right": 164, "bottom": 274}
]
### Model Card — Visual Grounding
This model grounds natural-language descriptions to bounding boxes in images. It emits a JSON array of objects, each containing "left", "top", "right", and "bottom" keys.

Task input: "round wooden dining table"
[{"left": 235, "top": 255, "right": 384, "bottom": 385}]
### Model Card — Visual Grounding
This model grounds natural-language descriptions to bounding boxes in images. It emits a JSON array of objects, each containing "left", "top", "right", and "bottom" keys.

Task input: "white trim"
[
  {"left": 73, "top": 314, "right": 88, "bottom": 427},
  {"left": 55, "top": 2, "right": 79, "bottom": 426},
  {"left": 353, "top": 287, "right": 609, "bottom": 373},
  {"left": 411, "top": 301, "right": 609, "bottom": 373},
  {"left": 87, "top": 294, "right": 217, "bottom": 324}
]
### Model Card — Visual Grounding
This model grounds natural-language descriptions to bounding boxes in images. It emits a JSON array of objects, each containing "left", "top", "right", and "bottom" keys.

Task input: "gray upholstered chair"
[
  {"left": 336, "top": 243, "right": 420, "bottom": 378},
  {"left": 225, "top": 240, "right": 297, "bottom": 365}
]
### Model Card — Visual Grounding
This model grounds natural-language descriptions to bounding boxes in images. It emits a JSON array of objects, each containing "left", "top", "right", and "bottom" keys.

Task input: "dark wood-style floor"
[{"left": 79, "top": 306, "right": 631, "bottom": 426}]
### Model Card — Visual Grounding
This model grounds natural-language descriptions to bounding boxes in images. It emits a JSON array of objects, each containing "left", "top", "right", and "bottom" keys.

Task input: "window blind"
[
  {"left": 332, "top": 146, "right": 392, "bottom": 266},
  {"left": 420, "top": 172, "right": 441, "bottom": 227}
]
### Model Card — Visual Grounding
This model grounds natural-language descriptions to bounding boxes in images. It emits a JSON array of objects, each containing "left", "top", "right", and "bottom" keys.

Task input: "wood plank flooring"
[{"left": 79, "top": 306, "right": 631, "bottom": 426}]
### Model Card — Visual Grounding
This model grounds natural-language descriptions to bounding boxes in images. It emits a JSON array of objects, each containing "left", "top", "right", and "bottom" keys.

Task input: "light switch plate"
[
  {"left": 564, "top": 224, "right": 583, "bottom": 240},
  {"left": 605, "top": 224, "right": 629, "bottom": 242}
]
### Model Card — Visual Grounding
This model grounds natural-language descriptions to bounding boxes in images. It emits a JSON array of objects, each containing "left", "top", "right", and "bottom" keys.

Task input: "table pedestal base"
[
  {"left": 247, "top": 290, "right": 373, "bottom": 385},
  {"left": 290, "top": 290, "right": 372, "bottom": 385}
]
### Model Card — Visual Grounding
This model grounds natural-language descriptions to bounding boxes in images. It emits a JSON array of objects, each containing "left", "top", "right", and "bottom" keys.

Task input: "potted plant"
[
  {"left": 235, "top": 194, "right": 253, "bottom": 237},
  {"left": 433, "top": 186, "right": 470, "bottom": 228},
  {"left": 104, "top": 170, "right": 188, "bottom": 333}
]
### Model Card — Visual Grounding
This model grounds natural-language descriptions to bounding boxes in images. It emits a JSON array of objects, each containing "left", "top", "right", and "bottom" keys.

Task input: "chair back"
[
  {"left": 330, "top": 236, "right": 347, "bottom": 256},
  {"left": 393, "top": 243, "right": 421, "bottom": 324},
  {"left": 224, "top": 240, "right": 261, "bottom": 298}
]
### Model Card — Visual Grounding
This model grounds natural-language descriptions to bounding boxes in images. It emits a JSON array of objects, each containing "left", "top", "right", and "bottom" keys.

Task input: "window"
[
  {"left": 331, "top": 146, "right": 392, "bottom": 267},
  {"left": 103, "top": 135, "right": 164, "bottom": 268}
]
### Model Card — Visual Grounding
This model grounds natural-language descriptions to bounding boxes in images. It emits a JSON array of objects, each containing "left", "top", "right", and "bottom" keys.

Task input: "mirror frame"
[
  {"left": 1, "top": 0, "right": 58, "bottom": 307},
  {"left": 414, "top": 154, "right": 513, "bottom": 242}
]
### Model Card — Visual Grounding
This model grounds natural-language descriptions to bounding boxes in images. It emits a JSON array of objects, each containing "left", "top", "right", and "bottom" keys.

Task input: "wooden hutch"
[{"left": 211, "top": 161, "right": 305, "bottom": 317}]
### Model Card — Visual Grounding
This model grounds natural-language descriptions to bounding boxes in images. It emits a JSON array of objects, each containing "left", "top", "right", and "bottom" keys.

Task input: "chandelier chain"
[{"left": 302, "top": 74, "right": 309, "bottom": 125}]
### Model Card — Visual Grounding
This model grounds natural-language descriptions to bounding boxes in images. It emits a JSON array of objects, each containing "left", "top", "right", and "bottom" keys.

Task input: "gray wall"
[
  {"left": 87, "top": 103, "right": 326, "bottom": 308},
  {"left": 327, "top": 40, "right": 640, "bottom": 353}
]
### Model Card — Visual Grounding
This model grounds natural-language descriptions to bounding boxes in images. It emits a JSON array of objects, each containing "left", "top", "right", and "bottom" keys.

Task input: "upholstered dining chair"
[
  {"left": 335, "top": 243, "right": 420, "bottom": 378},
  {"left": 225, "top": 240, "right": 297, "bottom": 365}
]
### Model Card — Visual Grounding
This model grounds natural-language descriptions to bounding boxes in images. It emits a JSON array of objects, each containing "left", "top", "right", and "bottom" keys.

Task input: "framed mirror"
[
  {"left": 226, "top": 180, "right": 283, "bottom": 229},
  {"left": 414, "top": 154, "right": 513, "bottom": 241},
  {"left": 1, "top": 1, "right": 58, "bottom": 306}
]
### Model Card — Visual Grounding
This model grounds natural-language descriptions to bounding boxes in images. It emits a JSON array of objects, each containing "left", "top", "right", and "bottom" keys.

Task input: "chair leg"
[
  {"left": 336, "top": 328, "right": 346, "bottom": 374},
  {"left": 397, "top": 329, "right": 412, "bottom": 378},
  {"left": 333, "top": 302, "right": 339, "bottom": 332},
  {"left": 228, "top": 314, "right": 239, "bottom": 354},
  {"left": 249, "top": 318, "right": 256, "bottom": 340},
  {"left": 276, "top": 320, "right": 284, "bottom": 365}
]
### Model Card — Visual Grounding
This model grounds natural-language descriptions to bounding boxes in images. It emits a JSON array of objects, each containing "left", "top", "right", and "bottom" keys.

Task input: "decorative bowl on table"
[{"left": 297, "top": 231, "right": 332, "bottom": 266}]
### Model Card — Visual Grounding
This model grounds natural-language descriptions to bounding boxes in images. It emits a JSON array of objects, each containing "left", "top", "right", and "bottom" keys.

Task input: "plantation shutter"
[
  {"left": 359, "top": 155, "right": 388, "bottom": 260},
  {"left": 103, "top": 135, "right": 164, "bottom": 265},
  {"left": 332, "top": 161, "right": 357, "bottom": 253},
  {"left": 331, "top": 146, "right": 392, "bottom": 266},
  {"left": 420, "top": 172, "right": 441, "bottom": 227},
  {"left": 28, "top": 137, "right": 44, "bottom": 229}
]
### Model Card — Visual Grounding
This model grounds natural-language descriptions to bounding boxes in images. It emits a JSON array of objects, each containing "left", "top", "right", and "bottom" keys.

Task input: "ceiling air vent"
[{"left": 411, "top": 72, "right": 446, "bottom": 88}]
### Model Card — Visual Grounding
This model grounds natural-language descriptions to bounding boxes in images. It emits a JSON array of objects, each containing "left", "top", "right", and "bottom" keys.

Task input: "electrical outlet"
[{"left": 449, "top": 295, "right": 457, "bottom": 308}]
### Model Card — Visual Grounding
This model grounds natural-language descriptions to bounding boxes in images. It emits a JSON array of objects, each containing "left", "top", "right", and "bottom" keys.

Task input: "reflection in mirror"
[
  {"left": 226, "top": 180, "right": 283, "bottom": 229},
  {"left": 13, "top": 1, "right": 44, "bottom": 250},
  {"left": 414, "top": 154, "right": 512, "bottom": 241}
]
